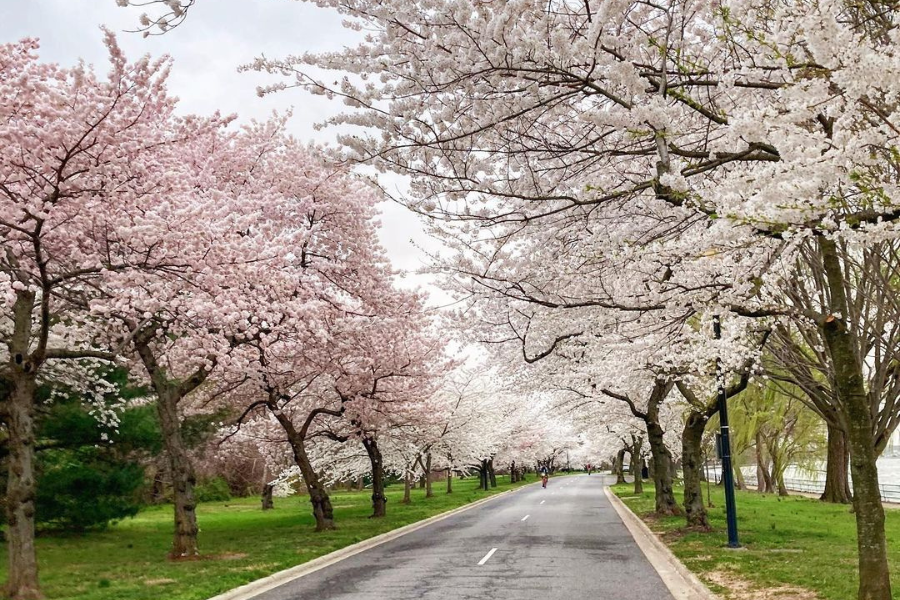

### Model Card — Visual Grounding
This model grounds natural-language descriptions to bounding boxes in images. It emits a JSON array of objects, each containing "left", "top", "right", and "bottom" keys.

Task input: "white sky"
[{"left": 1, "top": 0, "right": 443, "bottom": 298}]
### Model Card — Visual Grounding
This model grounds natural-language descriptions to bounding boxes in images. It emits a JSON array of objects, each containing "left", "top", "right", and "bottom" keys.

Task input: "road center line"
[
  {"left": 540, "top": 500, "right": 545, "bottom": 505},
  {"left": 478, "top": 548, "right": 498, "bottom": 566},
  {"left": 521, "top": 514, "right": 530, "bottom": 521}
]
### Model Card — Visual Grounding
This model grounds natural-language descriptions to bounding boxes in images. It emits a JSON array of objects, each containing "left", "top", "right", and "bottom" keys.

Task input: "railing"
[{"left": 705, "top": 465, "right": 900, "bottom": 504}]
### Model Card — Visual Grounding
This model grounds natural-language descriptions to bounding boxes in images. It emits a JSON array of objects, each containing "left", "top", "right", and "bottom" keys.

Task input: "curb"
[
  {"left": 206, "top": 485, "right": 528, "bottom": 600},
  {"left": 605, "top": 486, "right": 720, "bottom": 600}
]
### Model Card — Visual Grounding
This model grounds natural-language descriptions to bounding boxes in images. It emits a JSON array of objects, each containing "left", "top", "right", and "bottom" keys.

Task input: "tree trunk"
[
  {"left": 776, "top": 470, "right": 789, "bottom": 497},
  {"left": 425, "top": 453, "right": 433, "bottom": 498},
  {"left": 820, "top": 236, "right": 891, "bottom": 600},
  {"left": 402, "top": 472, "right": 412, "bottom": 504},
  {"left": 261, "top": 484, "right": 274, "bottom": 510},
  {"left": 6, "top": 372, "right": 42, "bottom": 600},
  {"left": 362, "top": 436, "right": 387, "bottom": 517},
  {"left": 271, "top": 411, "right": 335, "bottom": 531},
  {"left": 646, "top": 420, "right": 680, "bottom": 515},
  {"left": 156, "top": 389, "right": 200, "bottom": 558},
  {"left": 681, "top": 410, "right": 710, "bottom": 528},
  {"left": 755, "top": 431, "right": 774, "bottom": 493},
  {"left": 615, "top": 448, "right": 627, "bottom": 485},
  {"left": 734, "top": 463, "right": 747, "bottom": 491},
  {"left": 479, "top": 460, "right": 490, "bottom": 491},
  {"left": 630, "top": 438, "right": 643, "bottom": 495},
  {"left": 446, "top": 468, "right": 453, "bottom": 494},
  {"left": 488, "top": 458, "right": 497, "bottom": 488},
  {"left": 822, "top": 421, "right": 853, "bottom": 504},
  {"left": 356, "top": 477, "right": 364, "bottom": 492},
  {"left": 510, "top": 461, "right": 517, "bottom": 483}
]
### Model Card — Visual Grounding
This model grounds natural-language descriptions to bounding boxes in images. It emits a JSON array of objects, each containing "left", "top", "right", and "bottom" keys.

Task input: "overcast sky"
[{"left": 2, "top": 0, "right": 443, "bottom": 298}]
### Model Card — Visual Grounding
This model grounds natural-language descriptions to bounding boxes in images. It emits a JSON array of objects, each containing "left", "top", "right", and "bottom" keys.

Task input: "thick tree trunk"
[
  {"left": 362, "top": 436, "right": 387, "bottom": 517},
  {"left": 6, "top": 373, "right": 42, "bottom": 600},
  {"left": 615, "top": 448, "right": 627, "bottom": 485},
  {"left": 822, "top": 422, "right": 853, "bottom": 504},
  {"left": 510, "top": 461, "right": 517, "bottom": 483},
  {"left": 488, "top": 458, "right": 497, "bottom": 488},
  {"left": 156, "top": 390, "right": 200, "bottom": 558},
  {"left": 446, "top": 468, "right": 453, "bottom": 494},
  {"left": 681, "top": 410, "right": 710, "bottom": 528},
  {"left": 646, "top": 421, "right": 680, "bottom": 515},
  {"left": 356, "top": 478, "right": 364, "bottom": 492},
  {"left": 820, "top": 237, "right": 891, "bottom": 600},
  {"left": 425, "top": 453, "right": 433, "bottom": 498},
  {"left": 479, "top": 460, "right": 490, "bottom": 491},
  {"left": 824, "top": 326, "right": 889, "bottom": 598},
  {"left": 261, "top": 484, "right": 274, "bottom": 510}
]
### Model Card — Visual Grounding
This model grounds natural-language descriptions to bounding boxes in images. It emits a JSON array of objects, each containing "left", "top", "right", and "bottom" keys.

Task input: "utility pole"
[{"left": 714, "top": 314, "right": 740, "bottom": 548}]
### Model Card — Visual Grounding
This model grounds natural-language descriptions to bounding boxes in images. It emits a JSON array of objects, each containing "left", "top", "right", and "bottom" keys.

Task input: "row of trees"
[
  {"left": 125, "top": 1, "right": 899, "bottom": 599},
  {"left": 0, "top": 35, "right": 440, "bottom": 600},
  {"left": 0, "top": 33, "right": 597, "bottom": 600}
]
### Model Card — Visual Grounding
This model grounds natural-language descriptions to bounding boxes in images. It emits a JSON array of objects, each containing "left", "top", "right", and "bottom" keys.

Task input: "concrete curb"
[
  {"left": 206, "top": 485, "right": 528, "bottom": 600},
  {"left": 605, "top": 486, "right": 720, "bottom": 600}
]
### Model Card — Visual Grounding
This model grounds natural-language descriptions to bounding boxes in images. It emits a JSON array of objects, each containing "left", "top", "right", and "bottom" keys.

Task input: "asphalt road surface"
[{"left": 254, "top": 474, "right": 674, "bottom": 600}]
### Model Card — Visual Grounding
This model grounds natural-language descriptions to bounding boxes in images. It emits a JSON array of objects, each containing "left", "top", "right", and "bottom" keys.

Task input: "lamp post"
[{"left": 714, "top": 314, "right": 740, "bottom": 548}]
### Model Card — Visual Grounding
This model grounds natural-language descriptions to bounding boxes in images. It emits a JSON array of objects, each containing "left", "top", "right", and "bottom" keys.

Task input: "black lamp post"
[{"left": 714, "top": 314, "right": 740, "bottom": 548}]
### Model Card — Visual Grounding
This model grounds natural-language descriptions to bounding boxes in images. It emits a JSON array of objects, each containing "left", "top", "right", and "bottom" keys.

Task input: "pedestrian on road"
[{"left": 540, "top": 466, "right": 549, "bottom": 488}]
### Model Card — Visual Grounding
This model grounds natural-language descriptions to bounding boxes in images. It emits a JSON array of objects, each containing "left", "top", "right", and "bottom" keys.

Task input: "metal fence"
[{"left": 705, "top": 465, "right": 900, "bottom": 504}]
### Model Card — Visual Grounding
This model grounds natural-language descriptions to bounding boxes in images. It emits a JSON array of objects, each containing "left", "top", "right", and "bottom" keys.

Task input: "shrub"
[
  {"left": 36, "top": 450, "right": 144, "bottom": 532},
  {"left": 194, "top": 477, "right": 231, "bottom": 503}
]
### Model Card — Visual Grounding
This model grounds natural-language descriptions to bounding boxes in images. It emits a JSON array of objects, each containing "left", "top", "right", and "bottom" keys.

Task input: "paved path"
[{"left": 253, "top": 475, "right": 674, "bottom": 600}]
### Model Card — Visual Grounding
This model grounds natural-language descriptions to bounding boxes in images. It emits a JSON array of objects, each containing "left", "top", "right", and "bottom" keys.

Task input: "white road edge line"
[
  {"left": 540, "top": 500, "right": 545, "bottom": 505},
  {"left": 521, "top": 514, "right": 530, "bottom": 521},
  {"left": 478, "top": 548, "right": 498, "bottom": 565}
]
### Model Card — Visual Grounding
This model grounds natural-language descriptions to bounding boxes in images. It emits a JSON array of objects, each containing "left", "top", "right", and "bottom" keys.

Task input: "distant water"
[{"left": 707, "top": 457, "right": 900, "bottom": 501}]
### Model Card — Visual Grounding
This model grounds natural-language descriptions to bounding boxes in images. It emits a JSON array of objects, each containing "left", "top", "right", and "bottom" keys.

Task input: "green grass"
[
  {"left": 9, "top": 476, "right": 529, "bottom": 600},
  {"left": 612, "top": 483, "right": 900, "bottom": 599}
]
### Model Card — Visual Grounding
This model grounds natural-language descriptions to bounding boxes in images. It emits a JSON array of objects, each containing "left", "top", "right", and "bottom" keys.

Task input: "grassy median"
[
  {"left": 613, "top": 483, "right": 900, "bottom": 600},
  {"left": 5, "top": 475, "right": 529, "bottom": 600}
]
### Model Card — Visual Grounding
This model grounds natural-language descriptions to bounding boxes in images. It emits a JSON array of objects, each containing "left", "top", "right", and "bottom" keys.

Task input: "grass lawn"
[
  {"left": 8, "top": 475, "right": 529, "bottom": 600},
  {"left": 613, "top": 483, "right": 900, "bottom": 599}
]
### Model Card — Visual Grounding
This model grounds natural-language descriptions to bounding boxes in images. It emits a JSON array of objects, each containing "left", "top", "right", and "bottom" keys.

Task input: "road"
[
  {"left": 254, "top": 474, "right": 674, "bottom": 600},
  {"left": 254, "top": 475, "right": 672, "bottom": 600}
]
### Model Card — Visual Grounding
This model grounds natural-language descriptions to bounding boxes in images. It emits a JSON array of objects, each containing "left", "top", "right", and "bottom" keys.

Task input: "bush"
[
  {"left": 194, "top": 477, "right": 231, "bottom": 503},
  {"left": 36, "top": 450, "right": 144, "bottom": 532}
]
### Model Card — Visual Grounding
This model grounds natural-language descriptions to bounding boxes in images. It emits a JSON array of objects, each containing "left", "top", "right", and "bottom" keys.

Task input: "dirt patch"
[
  {"left": 706, "top": 570, "right": 818, "bottom": 599},
  {"left": 144, "top": 578, "right": 176, "bottom": 586}
]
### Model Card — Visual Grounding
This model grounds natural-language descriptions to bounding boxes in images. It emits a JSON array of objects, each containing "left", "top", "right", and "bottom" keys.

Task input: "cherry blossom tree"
[{"left": 0, "top": 33, "right": 219, "bottom": 598}]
